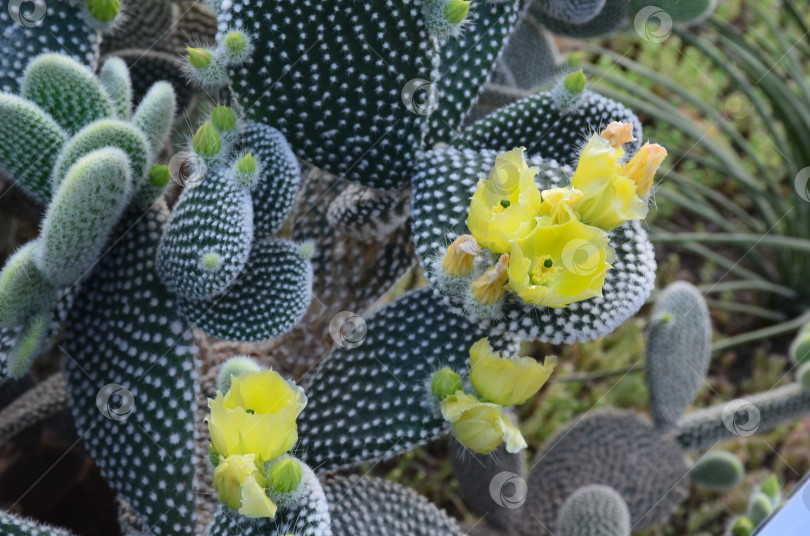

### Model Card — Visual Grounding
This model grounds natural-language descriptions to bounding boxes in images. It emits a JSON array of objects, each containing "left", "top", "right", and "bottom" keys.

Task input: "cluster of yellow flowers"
[
  {"left": 206, "top": 369, "right": 307, "bottom": 518},
  {"left": 432, "top": 338, "right": 556, "bottom": 454},
  {"left": 442, "top": 122, "right": 666, "bottom": 309}
]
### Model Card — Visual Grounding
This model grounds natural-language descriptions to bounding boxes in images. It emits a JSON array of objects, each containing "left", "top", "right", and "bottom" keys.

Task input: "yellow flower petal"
[
  {"left": 469, "top": 338, "right": 556, "bottom": 406},
  {"left": 213, "top": 453, "right": 260, "bottom": 511},
  {"left": 499, "top": 414, "right": 528, "bottom": 454},
  {"left": 467, "top": 148, "right": 542, "bottom": 253},
  {"left": 571, "top": 134, "right": 648, "bottom": 231},
  {"left": 442, "top": 234, "right": 481, "bottom": 277},
  {"left": 470, "top": 254, "right": 509, "bottom": 305},
  {"left": 207, "top": 370, "right": 307, "bottom": 463},
  {"left": 538, "top": 187, "right": 584, "bottom": 225},
  {"left": 623, "top": 142, "right": 667, "bottom": 197},
  {"left": 507, "top": 218, "right": 613, "bottom": 308},
  {"left": 440, "top": 390, "right": 484, "bottom": 423},
  {"left": 239, "top": 474, "right": 278, "bottom": 518},
  {"left": 451, "top": 401, "right": 505, "bottom": 455},
  {"left": 600, "top": 121, "right": 637, "bottom": 149}
]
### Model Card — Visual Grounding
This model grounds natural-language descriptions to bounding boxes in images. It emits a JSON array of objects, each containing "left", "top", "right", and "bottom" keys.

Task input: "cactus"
[
  {"left": 22, "top": 53, "right": 113, "bottom": 134},
  {"left": 676, "top": 384, "right": 810, "bottom": 451},
  {"left": 426, "top": 0, "right": 521, "bottom": 145},
  {"left": 519, "top": 410, "right": 689, "bottom": 534},
  {"left": 533, "top": 0, "right": 629, "bottom": 39},
  {"left": 645, "top": 281, "right": 712, "bottom": 429},
  {"left": 534, "top": 0, "right": 607, "bottom": 24},
  {"left": 0, "top": 241, "right": 55, "bottom": 327},
  {"left": 98, "top": 57, "right": 133, "bottom": 120},
  {"left": 411, "top": 146, "right": 657, "bottom": 343},
  {"left": 217, "top": 0, "right": 438, "bottom": 189},
  {"left": 0, "top": 0, "right": 121, "bottom": 93},
  {"left": 0, "top": 373, "right": 68, "bottom": 445},
  {"left": 454, "top": 78, "right": 643, "bottom": 164},
  {"left": 690, "top": 450, "right": 746, "bottom": 492},
  {"left": 0, "top": 510, "right": 73, "bottom": 536},
  {"left": 450, "top": 442, "right": 526, "bottom": 532},
  {"left": 36, "top": 148, "right": 133, "bottom": 286},
  {"left": 556, "top": 485, "right": 631, "bottom": 536},
  {"left": 326, "top": 183, "right": 410, "bottom": 241},
  {"left": 0, "top": 94, "right": 68, "bottom": 204},
  {"left": 323, "top": 475, "right": 464, "bottom": 535},
  {"left": 208, "top": 461, "right": 331, "bottom": 536}
]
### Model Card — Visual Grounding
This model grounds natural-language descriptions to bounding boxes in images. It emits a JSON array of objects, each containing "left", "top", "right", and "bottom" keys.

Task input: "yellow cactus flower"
[
  {"left": 208, "top": 370, "right": 307, "bottom": 464},
  {"left": 538, "top": 187, "right": 584, "bottom": 225},
  {"left": 213, "top": 453, "right": 277, "bottom": 519},
  {"left": 442, "top": 234, "right": 481, "bottom": 276},
  {"left": 467, "top": 148, "right": 542, "bottom": 254},
  {"left": 623, "top": 142, "right": 667, "bottom": 197},
  {"left": 469, "top": 338, "right": 556, "bottom": 406},
  {"left": 507, "top": 218, "right": 613, "bottom": 308},
  {"left": 570, "top": 126, "right": 666, "bottom": 231},
  {"left": 239, "top": 474, "right": 278, "bottom": 518},
  {"left": 440, "top": 391, "right": 527, "bottom": 454},
  {"left": 470, "top": 254, "right": 509, "bottom": 305}
]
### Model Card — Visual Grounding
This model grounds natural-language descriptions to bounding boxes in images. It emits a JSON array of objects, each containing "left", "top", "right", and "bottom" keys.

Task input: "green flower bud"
[
  {"left": 149, "top": 165, "right": 171, "bottom": 188},
  {"left": 431, "top": 367, "right": 462, "bottom": 400},
  {"left": 231, "top": 152, "right": 261, "bottom": 190},
  {"left": 187, "top": 47, "right": 214, "bottom": 70},
  {"left": 88, "top": 0, "right": 121, "bottom": 22},
  {"left": 192, "top": 121, "right": 222, "bottom": 158},
  {"left": 267, "top": 458, "right": 303, "bottom": 494},
  {"left": 444, "top": 0, "right": 470, "bottom": 24},
  {"left": 221, "top": 31, "right": 253, "bottom": 64},
  {"left": 563, "top": 70, "right": 587, "bottom": 95},
  {"left": 211, "top": 106, "right": 237, "bottom": 132}
]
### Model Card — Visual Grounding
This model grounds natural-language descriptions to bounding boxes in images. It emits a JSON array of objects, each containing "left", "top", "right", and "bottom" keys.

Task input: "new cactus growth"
[{"left": 556, "top": 485, "right": 631, "bottom": 536}]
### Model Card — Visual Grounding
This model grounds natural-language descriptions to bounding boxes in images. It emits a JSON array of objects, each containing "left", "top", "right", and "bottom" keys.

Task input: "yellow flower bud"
[
  {"left": 440, "top": 391, "right": 527, "bottom": 454},
  {"left": 267, "top": 458, "right": 303, "bottom": 494},
  {"left": 599, "top": 121, "right": 637, "bottom": 149},
  {"left": 441, "top": 235, "right": 480, "bottom": 276},
  {"left": 213, "top": 453, "right": 261, "bottom": 510},
  {"left": 623, "top": 142, "right": 667, "bottom": 197},
  {"left": 431, "top": 367, "right": 463, "bottom": 400},
  {"left": 471, "top": 254, "right": 509, "bottom": 305},
  {"left": 469, "top": 338, "right": 556, "bottom": 406},
  {"left": 207, "top": 370, "right": 307, "bottom": 465}
]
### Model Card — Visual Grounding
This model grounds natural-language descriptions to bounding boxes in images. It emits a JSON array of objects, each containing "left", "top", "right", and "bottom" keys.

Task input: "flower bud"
[
  {"left": 187, "top": 47, "right": 214, "bottom": 70},
  {"left": 444, "top": 0, "right": 470, "bottom": 24},
  {"left": 430, "top": 367, "right": 462, "bottom": 400},
  {"left": 471, "top": 254, "right": 509, "bottom": 305},
  {"left": 211, "top": 106, "right": 237, "bottom": 132},
  {"left": 88, "top": 0, "right": 121, "bottom": 22},
  {"left": 148, "top": 165, "right": 171, "bottom": 188},
  {"left": 623, "top": 142, "right": 666, "bottom": 197},
  {"left": 442, "top": 234, "right": 480, "bottom": 277},
  {"left": 563, "top": 70, "right": 587, "bottom": 95},
  {"left": 192, "top": 121, "right": 222, "bottom": 158},
  {"left": 267, "top": 458, "right": 303, "bottom": 494}
]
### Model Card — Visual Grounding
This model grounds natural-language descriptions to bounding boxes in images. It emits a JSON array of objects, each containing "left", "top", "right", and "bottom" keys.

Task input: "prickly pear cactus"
[{"left": 556, "top": 485, "right": 631, "bottom": 536}]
